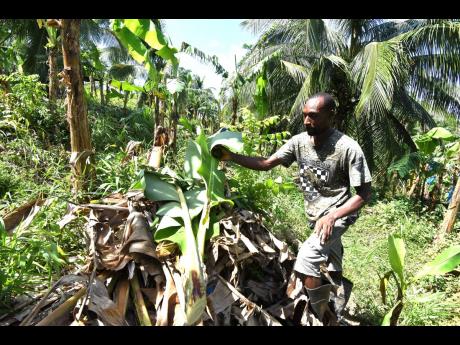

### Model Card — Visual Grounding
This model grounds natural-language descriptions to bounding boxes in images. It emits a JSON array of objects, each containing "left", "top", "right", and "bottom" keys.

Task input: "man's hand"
[
  {"left": 211, "top": 145, "right": 232, "bottom": 161},
  {"left": 314, "top": 213, "right": 336, "bottom": 245}
]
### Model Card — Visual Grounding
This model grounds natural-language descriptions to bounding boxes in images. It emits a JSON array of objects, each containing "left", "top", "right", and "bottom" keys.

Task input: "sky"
[{"left": 162, "top": 19, "right": 258, "bottom": 96}]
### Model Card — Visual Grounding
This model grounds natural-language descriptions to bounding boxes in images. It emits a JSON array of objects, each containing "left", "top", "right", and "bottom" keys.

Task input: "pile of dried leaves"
[{"left": 1, "top": 190, "right": 341, "bottom": 326}]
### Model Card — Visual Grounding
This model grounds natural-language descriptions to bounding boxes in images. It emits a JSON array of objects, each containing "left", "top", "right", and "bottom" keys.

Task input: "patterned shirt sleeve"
[
  {"left": 270, "top": 137, "right": 296, "bottom": 167},
  {"left": 348, "top": 145, "right": 372, "bottom": 187}
]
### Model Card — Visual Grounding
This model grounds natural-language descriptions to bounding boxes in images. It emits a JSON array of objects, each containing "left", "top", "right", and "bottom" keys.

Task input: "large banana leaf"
[
  {"left": 208, "top": 130, "right": 244, "bottom": 154},
  {"left": 110, "top": 79, "right": 143, "bottom": 93},
  {"left": 123, "top": 19, "right": 165, "bottom": 50},
  {"left": 184, "top": 139, "right": 202, "bottom": 180},
  {"left": 414, "top": 245, "right": 460, "bottom": 279},
  {"left": 156, "top": 188, "right": 206, "bottom": 219},
  {"left": 195, "top": 130, "right": 244, "bottom": 257},
  {"left": 426, "top": 127, "right": 455, "bottom": 141},
  {"left": 144, "top": 171, "right": 179, "bottom": 202},
  {"left": 111, "top": 19, "right": 178, "bottom": 83},
  {"left": 111, "top": 20, "right": 147, "bottom": 64}
]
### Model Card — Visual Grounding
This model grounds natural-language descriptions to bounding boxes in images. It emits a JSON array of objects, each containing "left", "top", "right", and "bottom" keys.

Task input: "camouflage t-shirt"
[{"left": 271, "top": 129, "right": 372, "bottom": 221}]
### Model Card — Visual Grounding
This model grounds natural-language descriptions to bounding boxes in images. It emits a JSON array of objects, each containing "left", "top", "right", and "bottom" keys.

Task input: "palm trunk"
[
  {"left": 99, "top": 79, "right": 104, "bottom": 105},
  {"left": 61, "top": 19, "right": 94, "bottom": 195},
  {"left": 48, "top": 46, "right": 59, "bottom": 116},
  {"left": 440, "top": 172, "right": 460, "bottom": 233}
]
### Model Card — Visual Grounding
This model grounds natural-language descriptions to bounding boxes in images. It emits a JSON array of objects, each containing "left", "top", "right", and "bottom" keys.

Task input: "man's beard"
[{"left": 305, "top": 126, "right": 324, "bottom": 136}]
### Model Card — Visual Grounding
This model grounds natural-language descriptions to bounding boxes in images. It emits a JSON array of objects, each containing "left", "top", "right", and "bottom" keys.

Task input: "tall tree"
[{"left": 60, "top": 19, "right": 94, "bottom": 195}]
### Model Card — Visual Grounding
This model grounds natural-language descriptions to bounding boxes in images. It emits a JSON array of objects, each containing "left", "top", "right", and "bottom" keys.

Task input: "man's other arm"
[{"left": 212, "top": 146, "right": 283, "bottom": 171}]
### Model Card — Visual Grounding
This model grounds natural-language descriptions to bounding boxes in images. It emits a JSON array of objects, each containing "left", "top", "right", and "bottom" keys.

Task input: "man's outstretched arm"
[{"left": 212, "top": 145, "right": 283, "bottom": 171}]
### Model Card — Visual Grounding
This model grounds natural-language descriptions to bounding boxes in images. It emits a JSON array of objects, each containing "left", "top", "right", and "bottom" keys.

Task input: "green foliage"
[
  {"left": 0, "top": 73, "right": 65, "bottom": 143},
  {"left": 387, "top": 152, "right": 421, "bottom": 179},
  {"left": 381, "top": 231, "right": 460, "bottom": 325},
  {"left": 388, "top": 233, "right": 406, "bottom": 290},
  {"left": 0, "top": 199, "right": 86, "bottom": 312},
  {"left": 415, "top": 245, "right": 460, "bottom": 279},
  {"left": 223, "top": 107, "right": 290, "bottom": 157}
]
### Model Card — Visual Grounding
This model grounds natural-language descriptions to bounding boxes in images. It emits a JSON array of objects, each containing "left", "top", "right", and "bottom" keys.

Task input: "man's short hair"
[{"left": 308, "top": 92, "right": 336, "bottom": 113}]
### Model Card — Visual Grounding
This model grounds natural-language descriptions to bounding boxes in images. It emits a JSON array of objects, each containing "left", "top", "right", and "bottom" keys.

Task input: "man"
[{"left": 212, "top": 92, "right": 372, "bottom": 325}]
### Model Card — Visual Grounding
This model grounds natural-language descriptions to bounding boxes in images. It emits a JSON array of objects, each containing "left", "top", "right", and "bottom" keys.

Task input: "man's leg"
[{"left": 293, "top": 218, "right": 348, "bottom": 324}]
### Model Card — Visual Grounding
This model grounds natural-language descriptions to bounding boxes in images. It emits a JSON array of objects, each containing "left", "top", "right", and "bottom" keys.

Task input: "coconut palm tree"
[{"left": 238, "top": 19, "right": 460, "bottom": 179}]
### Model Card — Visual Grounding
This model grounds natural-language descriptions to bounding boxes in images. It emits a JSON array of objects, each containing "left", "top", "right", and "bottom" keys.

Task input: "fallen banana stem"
[
  {"left": 130, "top": 272, "right": 152, "bottom": 326},
  {"left": 36, "top": 287, "right": 87, "bottom": 326},
  {"left": 80, "top": 204, "right": 129, "bottom": 212},
  {"left": 114, "top": 278, "right": 130, "bottom": 317}
]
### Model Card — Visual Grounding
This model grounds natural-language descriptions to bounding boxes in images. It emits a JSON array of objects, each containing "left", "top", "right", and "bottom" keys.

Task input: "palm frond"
[
  {"left": 180, "top": 42, "right": 228, "bottom": 77},
  {"left": 352, "top": 39, "right": 410, "bottom": 118},
  {"left": 280, "top": 60, "right": 309, "bottom": 85},
  {"left": 240, "top": 19, "right": 289, "bottom": 36},
  {"left": 409, "top": 72, "right": 460, "bottom": 116},
  {"left": 392, "top": 89, "right": 436, "bottom": 129},
  {"left": 108, "top": 63, "right": 136, "bottom": 80}
]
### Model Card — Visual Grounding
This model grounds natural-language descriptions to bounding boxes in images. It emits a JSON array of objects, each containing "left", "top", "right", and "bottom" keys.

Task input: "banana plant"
[
  {"left": 110, "top": 19, "right": 178, "bottom": 82},
  {"left": 139, "top": 129, "right": 244, "bottom": 325},
  {"left": 380, "top": 233, "right": 460, "bottom": 326}
]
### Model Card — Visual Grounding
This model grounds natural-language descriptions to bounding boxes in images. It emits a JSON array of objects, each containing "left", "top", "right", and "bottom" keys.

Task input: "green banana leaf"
[
  {"left": 144, "top": 171, "right": 179, "bottom": 202},
  {"left": 208, "top": 130, "right": 244, "bottom": 154},
  {"left": 111, "top": 79, "right": 143, "bottom": 93},
  {"left": 381, "top": 301, "right": 401, "bottom": 326},
  {"left": 426, "top": 127, "right": 455, "bottom": 141},
  {"left": 388, "top": 233, "right": 406, "bottom": 288},
  {"left": 111, "top": 21, "right": 147, "bottom": 64},
  {"left": 156, "top": 188, "right": 206, "bottom": 219},
  {"left": 123, "top": 19, "right": 165, "bottom": 50},
  {"left": 415, "top": 245, "right": 460, "bottom": 279}
]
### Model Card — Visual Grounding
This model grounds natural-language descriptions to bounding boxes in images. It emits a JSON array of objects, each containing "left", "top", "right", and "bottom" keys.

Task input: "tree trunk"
[
  {"left": 123, "top": 91, "right": 130, "bottom": 114},
  {"left": 89, "top": 75, "right": 95, "bottom": 97},
  {"left": 99, "top": 79, "right": 104, "bottom": 105},
  {"left": 440, "top": 173, "right": 460, "bottom": 233},
  {"left": 105, "top": 80, "right": 110, "bottom": 105},
  {"left": 48, "top": 46, "right": 59, "bottom": 116},
  {"left": 159, "top": 99, "right": 165, "bottom": 127},
  {"left": 137, "top": 92, "right": 146, "bottom": 109},
  {"left": 169, "top": 99, "right": 178, "bottom": 152},
  {"left": 154, "top": 95, "right": 160, "bottom": 128},
  {"left": 231, "top": 96, "right": 238, "bottom": 125},
  {"left": 407, "top": 175, "right": 420, "bottom": 198},
  {"left": 61, "top": 19, "right": 94, "bottom": 195}
]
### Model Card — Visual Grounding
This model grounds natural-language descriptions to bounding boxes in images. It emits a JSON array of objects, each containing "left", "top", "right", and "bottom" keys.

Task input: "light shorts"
[{"left": 294, "top": 217, "right": 349, "bottom": 278}]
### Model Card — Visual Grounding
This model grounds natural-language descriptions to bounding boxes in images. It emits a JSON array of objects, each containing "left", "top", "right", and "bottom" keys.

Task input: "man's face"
[{"left": 302, "top": 97, "right": 332, "bottom": 136}]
